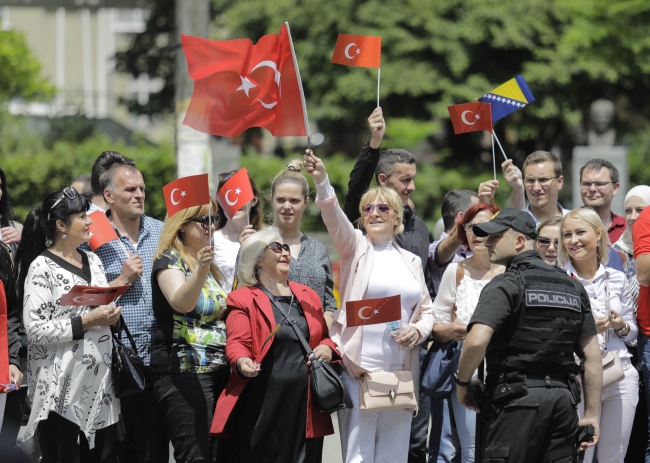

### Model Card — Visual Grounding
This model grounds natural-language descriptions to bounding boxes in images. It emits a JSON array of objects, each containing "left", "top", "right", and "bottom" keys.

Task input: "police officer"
[{"left": 454, "top": 208, "right": 602, "bottom": 462}]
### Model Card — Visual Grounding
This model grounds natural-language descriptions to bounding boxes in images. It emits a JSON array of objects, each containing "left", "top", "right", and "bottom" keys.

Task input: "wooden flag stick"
[
  {"left": 377, "top": 67, "right": 381, "bottom": 108},
  {"left": 492, "top": 132, "right": 509, "bottom": 161},
  {"left": 492, "top": 133, "right": 497, "bottom": 181},
  {"left": 209, "top": 201, "right": 214, "bottom": 248}
]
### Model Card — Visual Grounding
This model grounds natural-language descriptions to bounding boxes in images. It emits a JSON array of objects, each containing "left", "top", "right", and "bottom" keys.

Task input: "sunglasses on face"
[
  {"left": 267, "top": 242, "right": 290, "bottom": 254},
  {"left": 48, "top": 187, "right": 78, "bottom": 220},
  {"left": 190, "top": 215, "right": 214, "bottom": 230},
  {"left": 362, "top": 203, "right": 392, "bottom": 216},
  {"left": 537, "top": 237, "right": 559, "bottom": 248}
]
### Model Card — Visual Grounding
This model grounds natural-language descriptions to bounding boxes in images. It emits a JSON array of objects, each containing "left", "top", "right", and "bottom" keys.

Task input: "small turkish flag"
[
  {"left": 87, "top": 211, "right": 119, "bottom": 251},
  {"left": 346, "top": 295, "right": 401, "bottom": 327},
  {"left": 61, "top": 285, "right": 130, "bottom": 306},
  {"left": 163, "top": 174, "right": 210, "bottom": 217},
  {"left": 216, "top": 168, "right": 255, "bottom": 220},
  {"left": 181, "top": 23, "right": 308, "bottom": 137},
  {"left": 331, "top": 34, "right": 381, "bottom": 68},
  {"left": 448, "top": 102, "right": 493, "bottom": 134}
]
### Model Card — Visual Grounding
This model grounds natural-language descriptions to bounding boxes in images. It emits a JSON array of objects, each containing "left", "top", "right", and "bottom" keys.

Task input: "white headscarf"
[{"left": 615, "top": 185, "right": 650, "bottom": 255}]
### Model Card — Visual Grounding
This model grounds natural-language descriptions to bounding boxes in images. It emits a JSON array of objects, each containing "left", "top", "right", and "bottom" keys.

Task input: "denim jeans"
[
  {"left": 450, "top": 382, "right": 476, "bottom": 463},
  {"left": 637, "top": 331, "right": 650, "bottom": 463}
]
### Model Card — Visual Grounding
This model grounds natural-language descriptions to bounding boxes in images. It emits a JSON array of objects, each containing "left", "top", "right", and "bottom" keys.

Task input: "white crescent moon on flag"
[
  {"left": 357, "top": 306, "right": 373, "bottom": 320},
  {"left": 170, "top": 188, "right": 182, "bottom": 206},
  {"left": 461, "top": 110, "right": 476, "bottom": 125},
  {"left": 72, "top": 296, "right": 96, "bottom": 304},
  {"left": 251, "top": 60, "right": 281, "bottom": 109},
  {"left": 344, "top": 43, "right": 357, "bottom": 59},
  {"left": 224, "top": 189, "right": 238, "bottom": 207}
]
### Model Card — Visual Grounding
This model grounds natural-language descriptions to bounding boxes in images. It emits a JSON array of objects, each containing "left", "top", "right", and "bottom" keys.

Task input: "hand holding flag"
[
  {"left": 216, "top": 168, "right": 255, "bottom": 220},
  {"left": 163, "top": 174, "right": 210, "bottom": 217}
]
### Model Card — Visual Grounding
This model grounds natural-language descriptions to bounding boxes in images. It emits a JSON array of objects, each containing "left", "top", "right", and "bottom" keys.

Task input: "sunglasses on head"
[
  {"left": 362, "top": 203, "right": 392, "bottom": 216},
  {"left": 190, "top": 214, "right": 214, "bottom": 230},
  {"left": 267, "top": 242, "right": 290, "bottom": 254},
  {"left": 48, "top": 187, "right": 78, "bottom": 220},
  {"left": 218, "top": 170, "right": 239, "bottom": 184}
]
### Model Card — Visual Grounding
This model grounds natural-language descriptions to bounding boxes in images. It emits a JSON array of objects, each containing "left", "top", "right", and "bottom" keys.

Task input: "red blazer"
[{"left": 210, "top": 281, "right": 340, "bottom": 438}]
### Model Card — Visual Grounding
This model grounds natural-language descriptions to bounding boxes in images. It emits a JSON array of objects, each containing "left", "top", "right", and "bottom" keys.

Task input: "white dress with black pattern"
[{"left": 22, "top": 250, "right": 120, "bottom": 451}]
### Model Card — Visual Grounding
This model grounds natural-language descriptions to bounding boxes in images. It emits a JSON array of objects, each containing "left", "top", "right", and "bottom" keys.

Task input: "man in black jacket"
[{"left": 342, "top": 107, "right": 435, "bottom": 463}]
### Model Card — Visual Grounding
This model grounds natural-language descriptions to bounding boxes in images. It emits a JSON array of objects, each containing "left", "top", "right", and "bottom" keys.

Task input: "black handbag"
[
  {"left": 111, "top": 317, "right": 147, "bottom": 398},
  {"left": 257, "top": 285, "right": 351, "bottom": 414}
]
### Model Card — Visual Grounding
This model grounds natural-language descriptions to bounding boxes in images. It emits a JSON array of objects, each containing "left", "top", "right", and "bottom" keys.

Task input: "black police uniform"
[{"left": 468, "top": 250, "right": 597, "bottom": 463}]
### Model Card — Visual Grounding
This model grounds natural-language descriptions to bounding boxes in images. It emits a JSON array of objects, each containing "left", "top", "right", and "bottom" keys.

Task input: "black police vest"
[{"left": 488, "top": 262, "right": 584, "bottom": 377}]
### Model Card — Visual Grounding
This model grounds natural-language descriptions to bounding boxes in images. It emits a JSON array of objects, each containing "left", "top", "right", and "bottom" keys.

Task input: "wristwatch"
[
  {"left": 454, "top": 372, "right": 471, "bottom": 387},
  {"left": 615, "top": 323, "right": 630, "bottom": 337}
]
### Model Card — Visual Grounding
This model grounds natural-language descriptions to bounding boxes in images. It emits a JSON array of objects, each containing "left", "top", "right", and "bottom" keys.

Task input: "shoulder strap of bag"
[
  {"left": 114, "top": 315, "right": 139, "bottom": 354},
  {"left": 451, "top": 263, "right": 464, "bottom": 323},
  {"left": 256, "top": 284, "right": 315, "bottom": 360}
]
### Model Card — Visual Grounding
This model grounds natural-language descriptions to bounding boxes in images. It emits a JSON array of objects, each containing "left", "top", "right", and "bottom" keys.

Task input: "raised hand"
[
  {"left": 368, "top": 107, "right": 386, "bottom": 149},
  {"left": 197, "top": 245, "right": 214, "bottom": 270},
  {"left": 303, "top": 150, "right": 327, "bottom": 184},
  {"left": 478, "top": 180, "right": 499, "bottom": 204},
  {"left": 502, "top": 160, "right": 524, "bottom": 190}
]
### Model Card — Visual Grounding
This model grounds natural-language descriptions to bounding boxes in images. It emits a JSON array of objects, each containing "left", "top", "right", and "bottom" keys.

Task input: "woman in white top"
[
  {"left": 432, "top": 202, "right": 503, "bottom": 463},
  {"left": 304, "top": 151, "right": 434, "bottom": 463},
  {"left": 559, "top": 207, "right": 638, "bottom": 463},
  {"left": 15, "top": 187, "right": 121, "bottom": 462},
  {"left": 213, "top": 170, "right": 263, "bottom": 291}
]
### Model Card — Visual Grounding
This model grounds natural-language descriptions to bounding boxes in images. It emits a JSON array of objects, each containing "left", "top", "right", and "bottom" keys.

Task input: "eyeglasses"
[
  {"left": 267, "top": 242, "right": 290, "bottom": 254},
  {"left": 580, "top": 181, "right": 612, "bottom": 190},
  {"left": 218, "top": 170, "right": 239, "bottom": 183},
  {"left": 362, "top": 203, "right": 393, "bottom": 216},
  {"left": 48, "top": 187, "right": 78, "bottom": 220},
  {"left": 537, "top": 237, "right": 559, "bottom": 248},
  {"left": 462, "top": 222, "right": 485, "bottom": 232},
  {"left": 524, "top": 177, "right": 558, "bottom": 187},
  {"left": 190, "top": 215, "right": 213, "bottom": 230}
]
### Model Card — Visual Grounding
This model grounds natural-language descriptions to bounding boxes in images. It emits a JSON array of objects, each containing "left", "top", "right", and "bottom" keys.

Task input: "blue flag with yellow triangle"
[{"left": 478, "top": 75, "right": 535, "bottom": 123}]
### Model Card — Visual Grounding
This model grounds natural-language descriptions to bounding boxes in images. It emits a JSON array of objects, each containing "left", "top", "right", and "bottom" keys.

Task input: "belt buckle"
[{"left": 545, "top": 375, "right": 551, "bottom": 387}]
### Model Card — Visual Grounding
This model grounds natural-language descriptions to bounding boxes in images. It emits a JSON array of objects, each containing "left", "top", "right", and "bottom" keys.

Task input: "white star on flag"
[
  {"left": 235, "top": 188, "right": 241, "bottom": 195},
  {"left": 373, "top": 309, "right": 380, "bottom": 315},
  {"left": 181, "top": 191, "right": 187, "bottom": 197},
  {"left": 475, "top": 114, "right": 481, "bottom": 120},
  {"left": 236, "top": 76, "right": 257, "bottom": 97},
  {"left": 356, "top": 48, "right": 361, "bottom": 55},
  {"left": 89, "top": 231, "right": 94, "bottom": 237}
]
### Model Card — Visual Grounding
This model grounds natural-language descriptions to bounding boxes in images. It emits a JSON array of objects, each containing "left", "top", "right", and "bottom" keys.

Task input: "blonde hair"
[
  {"left": 237, "top": 226, "right": 282, "bottom": 287},
  {"left": 557, "top": 208, "right": 609, "bottom": 266},
  {"left": 154, "top": 199, "right": 225, "bottom": 286},
  {"left": 359, "top": 186, "right": 404, "bottom": 236},
  {"left": 271, "top": 159, "right": 310, "bottom": 201}
]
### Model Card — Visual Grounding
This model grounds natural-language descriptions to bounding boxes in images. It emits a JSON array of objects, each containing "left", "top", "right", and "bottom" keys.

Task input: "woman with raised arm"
[
  {"left": 303, "top": 150, "right": 434, "bottom": 463},
  {"left": 15, "top": 187, "right": 121, "bottom": 462}
]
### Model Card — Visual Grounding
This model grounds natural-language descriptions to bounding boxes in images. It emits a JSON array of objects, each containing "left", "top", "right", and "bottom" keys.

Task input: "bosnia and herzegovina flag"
[{"left": 478, "top": 75, "right": 535, "bottom": 123}]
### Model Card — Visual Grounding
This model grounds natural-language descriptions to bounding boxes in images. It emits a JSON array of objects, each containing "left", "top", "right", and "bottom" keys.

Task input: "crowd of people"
[{"left": 0, "top": 107, "right": 649, "bottom": 463}]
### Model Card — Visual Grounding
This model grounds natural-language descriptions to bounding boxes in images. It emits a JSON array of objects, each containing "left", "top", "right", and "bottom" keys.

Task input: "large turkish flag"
[{"left": 181, "top": 23, "right": 308, "bottom": 137}]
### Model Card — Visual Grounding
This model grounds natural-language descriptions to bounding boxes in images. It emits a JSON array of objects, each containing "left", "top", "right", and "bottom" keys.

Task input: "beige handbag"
[
  {"left": 359, "top": 348, "right": 418, "bottom": 412},
  {"left": 601, "top": 272, "right": 625, "bottom": 388}
]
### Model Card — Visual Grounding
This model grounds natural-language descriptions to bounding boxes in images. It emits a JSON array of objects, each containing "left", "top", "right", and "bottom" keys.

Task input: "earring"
[{"left": 62, "top": 234, "right": 67, "bottom": 240}]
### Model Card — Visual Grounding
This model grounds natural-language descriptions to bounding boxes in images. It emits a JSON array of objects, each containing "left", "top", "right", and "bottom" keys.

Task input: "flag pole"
[
  {"left": 285, "top": 22, "right": 312, "bottom": 153},
  {"left": 492, "top": 132, "right": 497, "bottom": 181},
  {"left": 208, "top": 200, "right": 214, "bottom": 248},
  {"left": 492, "top": 132, "right": 509, "bottom": 162},
  {"left": 377, "top": 67, "right": 381, "bottom": 107}
]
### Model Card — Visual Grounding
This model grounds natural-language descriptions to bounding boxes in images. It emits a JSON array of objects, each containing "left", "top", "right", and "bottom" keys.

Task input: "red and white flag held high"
[
  {"left": 216, "top": 168, "right": 255, "bottom": 220},
  {"left": 346, "top": 295, "right": 401, "bottom": 327},
  {"left": 447, "top": 102, "right": 493, "bottom": 135},
  {"left": 163, "top": 174, "right": 210, "bottom": 217},
  {"left": 87, "top": 211, "right": 119, "bottom": 251},
  {"left": 331, "top": 34, "right": 382, "bottom": 68},
  {"left": 181, "top": 23, "right": 309, "bottom": 138}
]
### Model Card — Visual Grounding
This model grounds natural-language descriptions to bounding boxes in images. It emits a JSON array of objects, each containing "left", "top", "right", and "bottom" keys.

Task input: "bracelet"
[{"left": 615, "top": 323, "right": 629, "bottom": 337}]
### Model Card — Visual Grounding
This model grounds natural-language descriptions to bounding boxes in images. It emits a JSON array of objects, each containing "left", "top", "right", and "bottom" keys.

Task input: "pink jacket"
[{"left": 316, "top": 193, "right": 435, "bottom": 396}]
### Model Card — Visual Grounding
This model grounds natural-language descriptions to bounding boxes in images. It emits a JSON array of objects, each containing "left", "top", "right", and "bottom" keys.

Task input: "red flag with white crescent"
[
  {"left": 87, "top": 211, "right": 119, "bottom": 251},
  {"left": 60, "top": 285, "right": 130, "bottom": 306},
  {"left": 163, "top": 174, "right": 210, "bottom": 217},
  {"left": 447, "top": 102, "right": 493, "bottom": 134},
  {"left": 346, "top": 294, "right": 401, "bottom": 327},
  {"left": 216, "top": 168, "right": 255, "bottom": 220},
  {"left": 331, "top": 34, "right": 382, "bottom": 68}
]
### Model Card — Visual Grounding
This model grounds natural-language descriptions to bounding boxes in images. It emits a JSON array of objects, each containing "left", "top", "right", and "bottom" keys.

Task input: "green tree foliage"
[
  {"left": 0, "top": 30, "right": 55, "bottom": 102},
  {"left": 0, "top": 113, "right": 175, "bottom": 222}
]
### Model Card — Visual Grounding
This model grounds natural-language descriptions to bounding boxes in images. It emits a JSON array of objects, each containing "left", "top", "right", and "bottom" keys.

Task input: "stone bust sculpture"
[{"left": 588, "top": 99, "right": 616, "bottom": 146}]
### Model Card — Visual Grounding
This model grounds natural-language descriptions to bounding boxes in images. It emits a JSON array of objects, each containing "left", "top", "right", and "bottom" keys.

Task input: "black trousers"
[
  {"left": 0, "top": 387, "right": 29, "bottom": 463},
  {"left": 118, "top": 367, "right": 170, "bottom": 463},
  {"left": 152, "top": 369, "right": 230, "bottom": 463},
  {"left": 37, "top": 411, "right": 119, "bottom": 463},
  {"left": 481, "top": 387, "right": 578, "bottom": 463}
]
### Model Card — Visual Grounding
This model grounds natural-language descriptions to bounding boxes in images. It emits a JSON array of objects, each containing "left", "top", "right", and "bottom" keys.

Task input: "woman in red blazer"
[{"left": 210, "top": 226, "right": 339, "bottom": 463}]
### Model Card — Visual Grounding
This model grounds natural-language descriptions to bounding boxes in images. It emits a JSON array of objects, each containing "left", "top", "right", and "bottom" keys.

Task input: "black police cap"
[{"left": 472, "top": 208, "right": 537, "bottom": 239}]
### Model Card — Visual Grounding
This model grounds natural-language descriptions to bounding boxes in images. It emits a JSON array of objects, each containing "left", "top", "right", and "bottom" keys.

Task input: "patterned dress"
[
  {"left": 22, "top": 250, "right": 120, "bottom": 450},
  {"left": 150, "top": 250, "right": 228, "bottom": 373}
]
